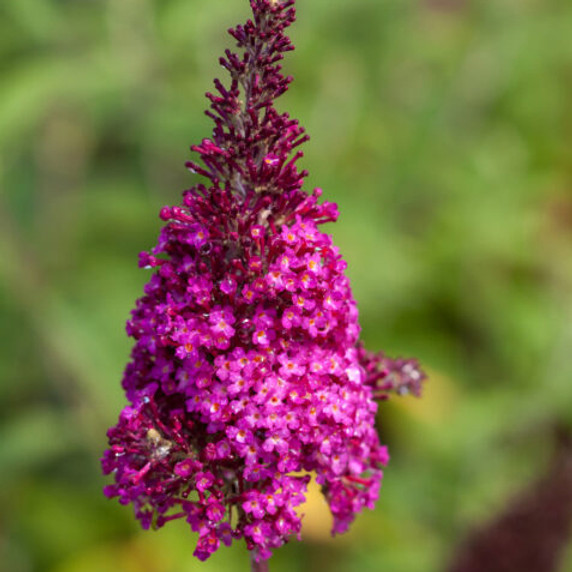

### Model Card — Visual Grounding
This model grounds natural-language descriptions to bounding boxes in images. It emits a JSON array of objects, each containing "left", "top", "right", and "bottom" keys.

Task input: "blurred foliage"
[{"left": 1, "top": 0, "right": 572, "bottom": 570}]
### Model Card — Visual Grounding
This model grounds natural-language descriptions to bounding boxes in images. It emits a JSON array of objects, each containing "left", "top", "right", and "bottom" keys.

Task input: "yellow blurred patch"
[
  {"left": 294, "top": 472, "right": 335, "bottom": 542},
  {"left": 391, "top": 368, "right": 458, "bottom": 424}
]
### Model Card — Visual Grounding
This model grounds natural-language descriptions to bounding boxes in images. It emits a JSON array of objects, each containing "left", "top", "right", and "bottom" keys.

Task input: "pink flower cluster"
[{"left": 102, "top": 0, "right": 425, "bottom": 563}]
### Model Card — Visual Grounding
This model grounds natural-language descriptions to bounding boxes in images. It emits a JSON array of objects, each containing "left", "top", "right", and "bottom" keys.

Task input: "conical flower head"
[{"left": 102, "top": 0, "right": 424, "bottom": 562}]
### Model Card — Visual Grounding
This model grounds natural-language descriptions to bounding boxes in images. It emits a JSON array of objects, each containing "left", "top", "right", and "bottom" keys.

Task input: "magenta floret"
[{"left": 102, "top": 0, "right": 425, "bottom": 563}]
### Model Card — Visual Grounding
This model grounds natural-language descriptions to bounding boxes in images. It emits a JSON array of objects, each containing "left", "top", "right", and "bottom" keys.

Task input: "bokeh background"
[{"left": 2, "top": 0, "right": 572, "bottom": 570}]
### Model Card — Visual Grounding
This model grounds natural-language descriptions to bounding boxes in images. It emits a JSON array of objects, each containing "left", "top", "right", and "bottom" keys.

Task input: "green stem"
[{"left": 250, "top": 550, "right": 269, "bottom": 572}]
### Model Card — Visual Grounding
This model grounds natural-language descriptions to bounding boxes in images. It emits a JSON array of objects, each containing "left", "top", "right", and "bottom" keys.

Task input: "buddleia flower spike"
[{"left": 102, "top": 0, "right": 426, "bottom": 567}]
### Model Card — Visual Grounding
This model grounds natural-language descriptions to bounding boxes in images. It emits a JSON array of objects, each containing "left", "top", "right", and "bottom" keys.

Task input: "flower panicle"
[
  {"left": 102, "top": 0, "right": 426, "bottom": 565},
  {"left": 357, "top": 343, "right": 427, "bottom": 400}
]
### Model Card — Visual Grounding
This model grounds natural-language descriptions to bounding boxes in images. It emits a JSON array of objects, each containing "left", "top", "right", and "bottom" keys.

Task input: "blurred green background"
[{"left": 2, "top": 0, "right": 572, "bottom": 570}]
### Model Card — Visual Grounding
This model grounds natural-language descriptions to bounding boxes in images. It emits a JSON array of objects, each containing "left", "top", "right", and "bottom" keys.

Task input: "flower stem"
[{"left": 250, "top": 550, "right": 269, "bottom": 572}]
